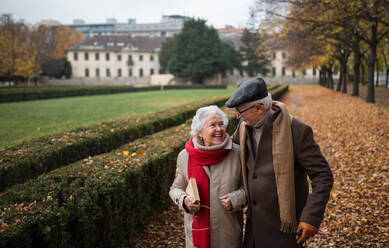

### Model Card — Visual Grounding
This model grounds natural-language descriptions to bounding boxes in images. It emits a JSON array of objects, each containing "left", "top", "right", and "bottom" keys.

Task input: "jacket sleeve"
[
  {"left": 169, "top": 150, "right": 190, "bottom": 213},
  {"left": 227, "top": 186, "right": 246, "bottom": 212},
  {"left": 293, "top": 118, "right": 334, "bottom": 228}
]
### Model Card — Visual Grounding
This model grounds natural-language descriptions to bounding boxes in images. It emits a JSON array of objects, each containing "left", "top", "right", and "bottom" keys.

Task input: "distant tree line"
[
  {"left": 257, "top": 0, "right": 389, "bottom": 103},
  {"left": 0, "top": 14, "right": 83, "bottom": 84},
  {"left": 159, "top": 18, "right": 270, "bottom": 84}
]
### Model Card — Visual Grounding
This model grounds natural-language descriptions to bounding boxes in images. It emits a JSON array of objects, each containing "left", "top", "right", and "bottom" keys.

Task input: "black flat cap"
[{"left": 225, "top": 77, "right": 268, "bottom": 108}]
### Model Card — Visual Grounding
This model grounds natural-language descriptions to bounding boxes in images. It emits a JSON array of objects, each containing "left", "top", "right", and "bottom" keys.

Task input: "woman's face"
[{"left": 198, "top": 115, "right": 227, "bottom": 146}]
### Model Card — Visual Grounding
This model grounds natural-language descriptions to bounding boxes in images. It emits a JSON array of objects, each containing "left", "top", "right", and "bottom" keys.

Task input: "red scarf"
[{"left": 185, "top": 137, "right": 231, "bottom": 248}]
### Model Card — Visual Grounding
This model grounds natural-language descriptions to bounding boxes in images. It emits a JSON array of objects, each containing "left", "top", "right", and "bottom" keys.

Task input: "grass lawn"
[{"left": 0, "top": 88, "right": 235, "bottom": 149}]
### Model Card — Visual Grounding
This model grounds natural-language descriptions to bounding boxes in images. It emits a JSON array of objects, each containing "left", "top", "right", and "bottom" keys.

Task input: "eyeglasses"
[
  {"left": 235, "top": 104, "right": 256, "bottom": 115},
  {"left": 235, "top": 103, "right": 263, "bottom": 116}
]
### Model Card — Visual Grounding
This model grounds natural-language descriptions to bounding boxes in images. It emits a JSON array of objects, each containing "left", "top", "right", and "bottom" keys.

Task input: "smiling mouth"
[{"left": 213, "top": 134, "right": 223, "bottom": 138}]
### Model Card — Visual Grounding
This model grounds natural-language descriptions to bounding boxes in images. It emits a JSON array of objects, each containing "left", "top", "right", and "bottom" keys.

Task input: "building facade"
[
  {"left": 66, "top": 36, "right": 163, "bottom": 81},
  {"left": 65, "top": 25, "right": 319, "bottom": 85},
  {"left": 68, "top": 15, "right": 189, "bottom": 38}
]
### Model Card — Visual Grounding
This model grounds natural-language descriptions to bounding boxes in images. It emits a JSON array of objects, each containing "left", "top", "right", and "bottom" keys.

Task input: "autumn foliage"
[{"left": 0, "top": 14, "right": 83, "bottom": 81}]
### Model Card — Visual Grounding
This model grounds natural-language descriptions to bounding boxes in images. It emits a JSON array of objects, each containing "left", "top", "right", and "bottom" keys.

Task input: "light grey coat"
[{"left": 169, "top": 139, "right": 246, "bottom": 248}]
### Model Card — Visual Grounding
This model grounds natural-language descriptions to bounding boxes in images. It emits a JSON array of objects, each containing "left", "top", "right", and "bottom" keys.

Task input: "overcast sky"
[{"left": 1, "top": 0, "right": 257, "bottom": 29}]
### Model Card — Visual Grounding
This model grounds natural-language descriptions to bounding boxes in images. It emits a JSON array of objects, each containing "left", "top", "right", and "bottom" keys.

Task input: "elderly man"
[{"left": 226, "top": 77, "right": 333, "bottom": 247}]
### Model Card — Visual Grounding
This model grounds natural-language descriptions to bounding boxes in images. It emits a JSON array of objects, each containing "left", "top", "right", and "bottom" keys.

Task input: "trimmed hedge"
[
  {"left": 0, "top": 85, "right": 288, "bottom": 247},
  {"left": 0, "top": 95, "right": 230, "bottom": 192},
  {"left": 0, "top": 84, "right": 227, "bottom": 103},
  {"left": 0, "top": 84, "right": 285, "bottom": 192}
]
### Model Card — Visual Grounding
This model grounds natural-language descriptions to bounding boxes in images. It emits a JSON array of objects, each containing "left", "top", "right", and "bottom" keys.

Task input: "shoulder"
[
  {"left": 291, "top": 116, "right": 312, "bottom": 132},
  {"left": 232, "top": 142, "right": 240, "bottom": 153},
  {"left": 227, "top": 143, "right": 241, "bottom": 162},
  {"left": 177, "top": 149, "right": 188, "bottom": 166}
]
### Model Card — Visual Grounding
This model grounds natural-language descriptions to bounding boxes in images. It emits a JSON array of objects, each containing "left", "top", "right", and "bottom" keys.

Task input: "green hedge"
[
  {"left": 0, "top": 85, "right": 227, "bottom": 103},
  {"left": 0, "top": 85, "right": 288, "bottom": 247},
  {"left": 0, "top": 112, "right": 239, "bottom": 248},
  {"left": 0, "top": 95, "right": 230, "bottom": 192},
  {"left": 0, "top": 84, "right": 286, "bottom": 193}
]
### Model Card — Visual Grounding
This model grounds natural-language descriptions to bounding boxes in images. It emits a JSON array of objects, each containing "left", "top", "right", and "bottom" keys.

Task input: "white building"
[
  {"left": 65, "top": 26, "right": 319, "bottom": 85},
  {"left": 269, "top": 50, "right": 318, "bottom": 78},
  {"left": 66, "top": 36, "right": 163, "bottom": 83}
]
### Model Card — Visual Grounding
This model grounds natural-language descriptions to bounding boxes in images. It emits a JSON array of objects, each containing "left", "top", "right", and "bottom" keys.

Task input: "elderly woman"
[{"left": 169, "top": 105, "right": 246, "bottom": 248}]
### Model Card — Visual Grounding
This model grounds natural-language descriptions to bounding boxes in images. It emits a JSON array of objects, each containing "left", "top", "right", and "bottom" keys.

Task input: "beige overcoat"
[{"left": 169, "top": 139, "right": 246, "bottom": 248}]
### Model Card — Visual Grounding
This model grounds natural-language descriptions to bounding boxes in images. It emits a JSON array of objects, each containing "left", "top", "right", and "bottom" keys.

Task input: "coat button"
[
  {"left": 253, "top": 200, "right": 257, "bottom": 205},
  {"left": 252, "top": 174, "right": 257, "bottom": 179}
]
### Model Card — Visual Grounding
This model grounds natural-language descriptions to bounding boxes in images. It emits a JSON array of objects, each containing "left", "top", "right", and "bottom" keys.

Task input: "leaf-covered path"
[{"left": 132, "top": 85, "right": 389, "bottom": 247}]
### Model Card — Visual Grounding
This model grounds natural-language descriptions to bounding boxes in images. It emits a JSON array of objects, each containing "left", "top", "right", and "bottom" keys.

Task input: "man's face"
[{"left": 236, "top": 102, "right": 267, "bottom": 127}]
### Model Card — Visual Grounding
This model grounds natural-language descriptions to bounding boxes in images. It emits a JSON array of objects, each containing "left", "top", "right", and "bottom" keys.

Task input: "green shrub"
[
  {"left": 0, "top": 95, "right": 229, "bottom": 192},
  {"left": 0, "top": 85, "right": 227, "bottom": 103}
]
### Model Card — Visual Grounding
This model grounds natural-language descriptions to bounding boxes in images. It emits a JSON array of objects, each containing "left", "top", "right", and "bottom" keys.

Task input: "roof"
[
  {"left": 67, "top": 35, "right": 165, "bottom": 52},
  {"left": 217, "top": 26, "right": 244, "bottom": 36}
]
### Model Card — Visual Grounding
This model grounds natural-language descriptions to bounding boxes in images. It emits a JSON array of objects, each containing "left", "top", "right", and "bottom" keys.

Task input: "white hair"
[
  {"left": 243, "top": 93, "right": 273, "bottom": 110},
  {"left": 190, "top": 105, "right": 228, "bottom": 137}
]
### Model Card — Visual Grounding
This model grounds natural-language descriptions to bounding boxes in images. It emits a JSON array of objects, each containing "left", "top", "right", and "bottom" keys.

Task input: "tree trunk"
[
  {"left": 322, "top": 67, "right": 327, "bottom": 87},
  {"left": 361, "top": 65, "right": 366, "bottom": 85},
  {"left": 337, "top": 71, "right": 342, "bottom": 91},
  {"left": 352, "top": 36, "right": 361, "bottom": 96},
  {"left": 341, "top": 60, "right": 348, "bottom": 94},
  {"left": 328, "top": 66, "right": 334, "bottom": 89},
  {"left": 376, "top": 59, "right": 379, "bottom": 87},
  {"left": 366, "top": 24, "right": 377, "bottom": 103},
  {"left": 319, "top": 69, "right": 324, "bottom": 85},
  {"left": 386, "top": 68, "right": 389, "bottom": 88}
]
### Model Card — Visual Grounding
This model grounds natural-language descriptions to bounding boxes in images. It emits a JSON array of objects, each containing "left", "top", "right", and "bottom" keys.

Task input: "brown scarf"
[{"left": 239, "top": 100, "right": 297, "bottom": 233}]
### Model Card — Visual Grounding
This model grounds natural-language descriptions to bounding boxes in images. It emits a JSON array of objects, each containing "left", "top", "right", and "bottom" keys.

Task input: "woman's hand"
[
  {"left": 184, "top": 196, "right": 200, "bottom": 214},
  {"left": 219, "top": 195, "right": 233, "bottom": 211}
]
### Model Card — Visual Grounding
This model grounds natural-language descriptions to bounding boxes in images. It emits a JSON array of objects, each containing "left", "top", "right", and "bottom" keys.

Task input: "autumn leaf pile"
[
  {"left": 131, "top": 85, "right": 388, "bottom": 247},
  {"left": 282, "top": 85, "right": 388, "bottom": 247}
]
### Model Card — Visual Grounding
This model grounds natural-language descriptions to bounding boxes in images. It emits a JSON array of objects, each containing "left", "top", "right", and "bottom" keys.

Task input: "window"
[
  {"left": 150, "top": 68, "right": 154, "bottom": 75},
  {"left": 273, "top": 53, "right": 276, "bottom": 59},
  {"left": 106, "top": 68, "right": 111, "bottom": 77},
  {"left": 282, "top": 67, "right": 285, "bottom": 76},
  {"left": 85, "top": 68, "right": 89, "bottom": 77},
  {"left": 96, "top": 68, "right": 100, "bottom": 77},
  {"left": 292, "top": 71, "right": 295, "bottom": 77},
  {"left": 139, "top": 54, "right": 143, "bottom": 61},
  {"left": 128, "top": 55, "right": 132, "bottom": 60},
  {"left": 129, "top": 68, "right": 132, "bottom": 77},
  {"left": 74, "top": 52, "right": 78, "bottom": 61},
  {"left": 106, "top": 53, "right": 110, "bottom": 61},
  {"left": 303, "top": 70, "right": 306, "bottom": 76},
  {"left": 118, "top": 54, "right": 122, "bottom": 61},
  {"left": 272, "top": 67, "right": 276, "bottom": 76},
  {"left": 282, "top": 52, "right": 286, "bottom": 59},
  {"left": 150, "top": 55, "right": 154, "bottom": 61},
  {"left": 118, "top": 68, "right": 122, "bottom": 77},
  {"left": 95, "top": 53, "right": 99, "bottom": 61},
  {"left": 84, "top": 52, "right": 89, "bottom": 61},
  {"left": 313, "top": 67, "right": 317, "bottom": 75},
  {"left": 139, "top": 68, "right": 143, "bottom": 77}
]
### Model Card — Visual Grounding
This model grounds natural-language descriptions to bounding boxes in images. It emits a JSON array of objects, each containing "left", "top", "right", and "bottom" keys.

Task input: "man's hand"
[
  {"left": 219, "top": 195, "right": 233, "bottom": 211},
  {"left": 296, "top": 221, "right": 318, "bottom": 244},
  {"left": 184, "top": 196, "right": 200, "bottom": 214}
]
